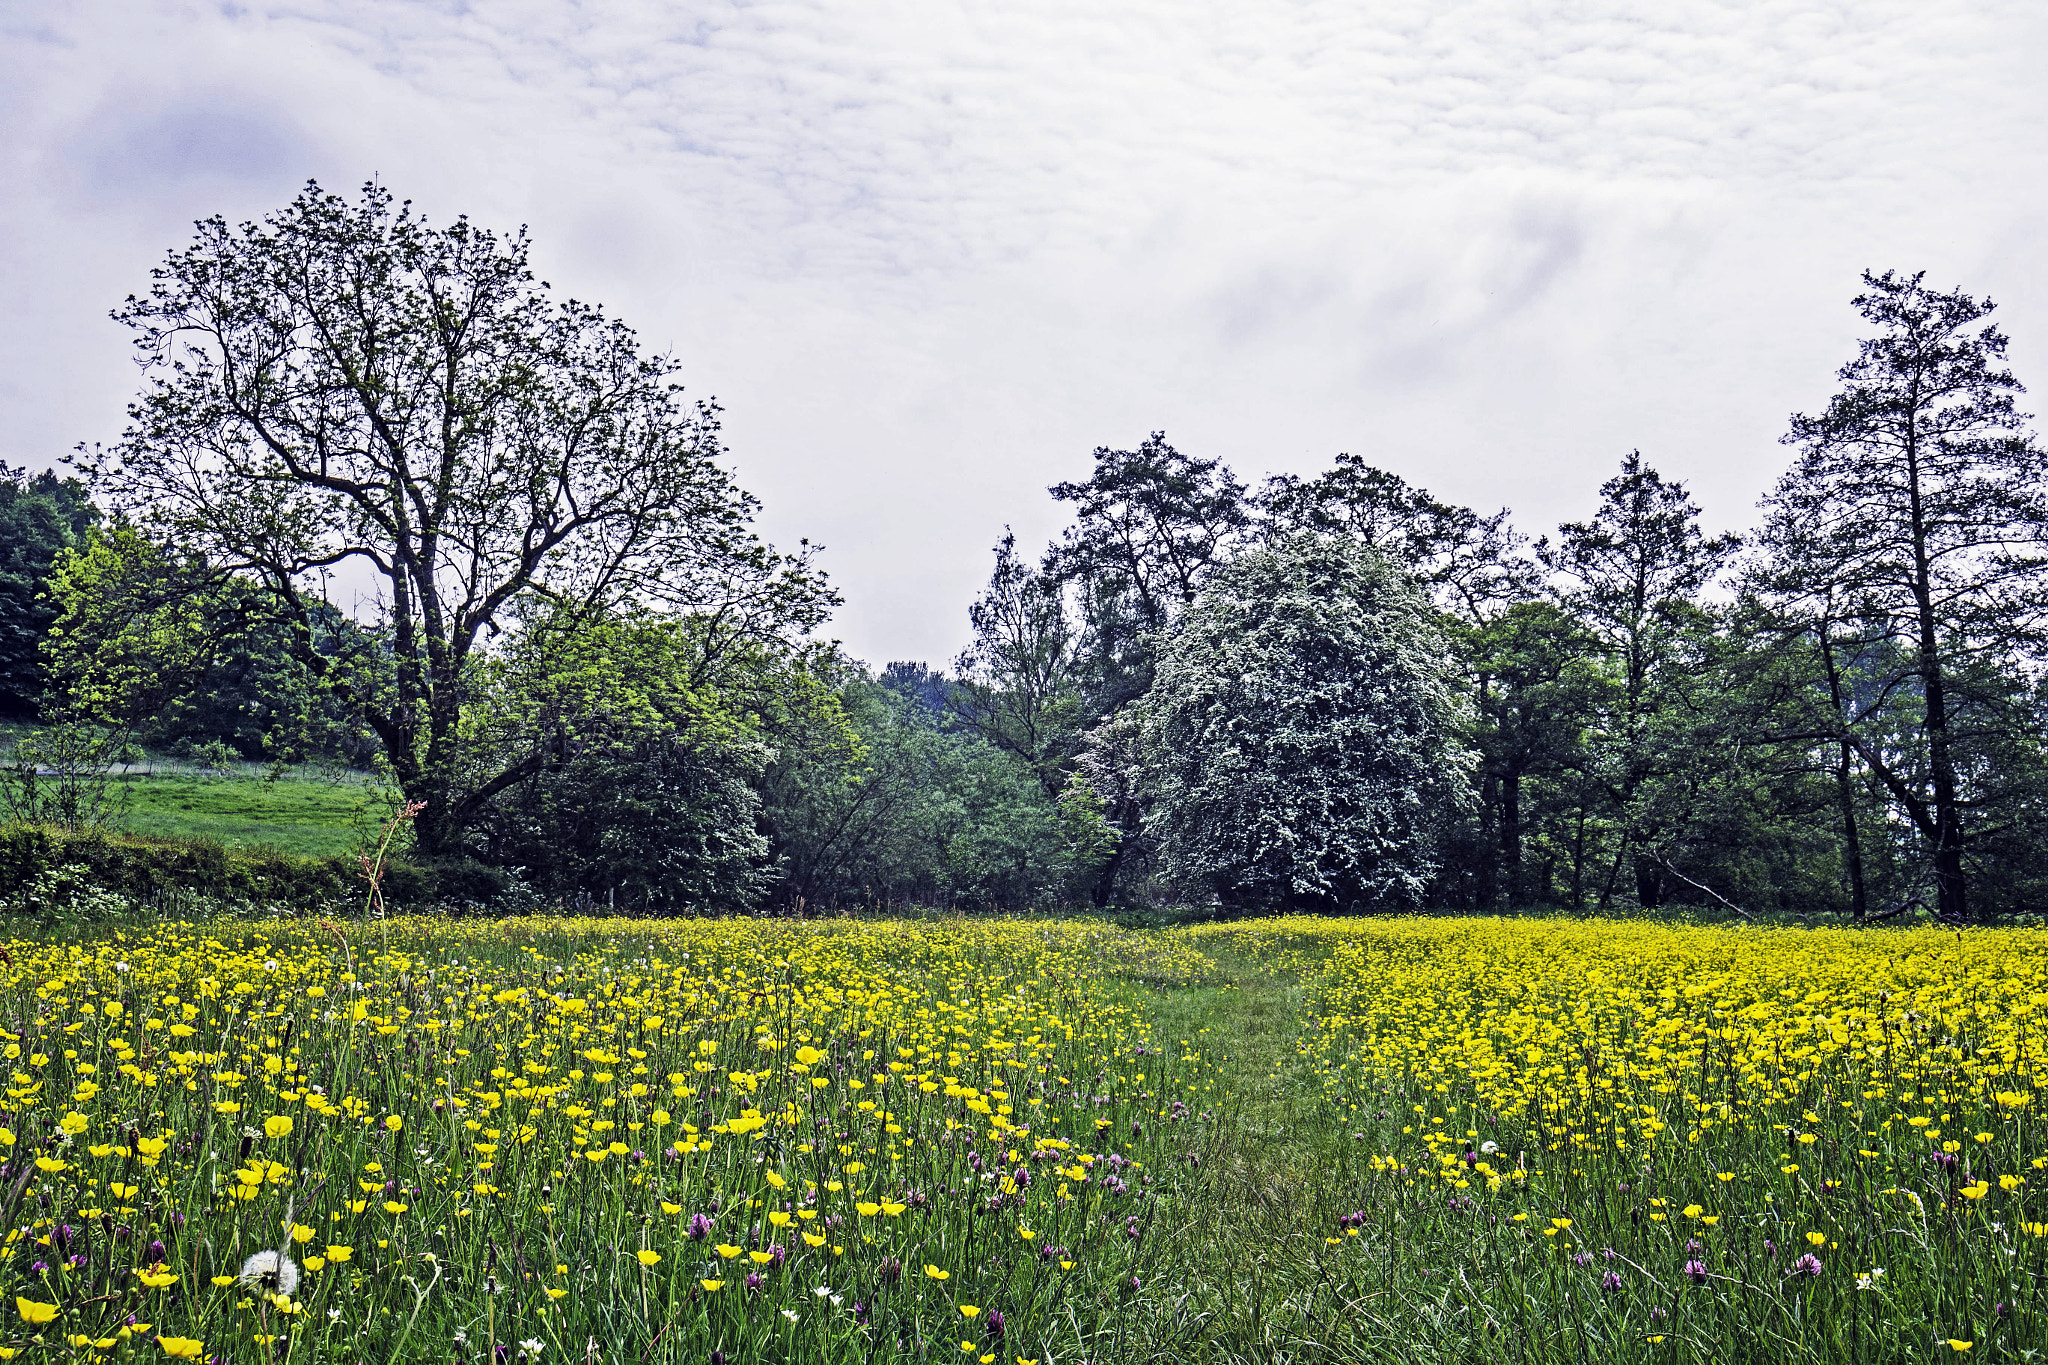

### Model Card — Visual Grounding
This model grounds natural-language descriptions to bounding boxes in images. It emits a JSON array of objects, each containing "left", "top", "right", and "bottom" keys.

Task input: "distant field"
[{"left": 110, "top": 771, "right": 395, "bottom": 857}]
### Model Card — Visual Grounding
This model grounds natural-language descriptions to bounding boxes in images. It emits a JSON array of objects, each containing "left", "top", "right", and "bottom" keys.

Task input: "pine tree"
[{"left": 1760, "top": 271, "right": 2048, "bottom": 921}]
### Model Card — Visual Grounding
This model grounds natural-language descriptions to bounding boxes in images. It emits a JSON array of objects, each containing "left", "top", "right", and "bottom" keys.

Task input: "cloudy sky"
[{"left": 3, "top": 0, "right": 2043, "bottom": 666}]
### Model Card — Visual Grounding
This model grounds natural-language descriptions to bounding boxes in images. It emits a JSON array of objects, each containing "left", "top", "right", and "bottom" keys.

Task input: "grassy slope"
[{"left": 108, "top": 772, "right": 394, "bottom": 858}]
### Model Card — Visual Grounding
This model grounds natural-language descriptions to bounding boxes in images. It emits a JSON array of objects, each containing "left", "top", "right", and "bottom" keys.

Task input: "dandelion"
[{"left": 238, "top": 1250, "right": 300, "bottom": 1297}]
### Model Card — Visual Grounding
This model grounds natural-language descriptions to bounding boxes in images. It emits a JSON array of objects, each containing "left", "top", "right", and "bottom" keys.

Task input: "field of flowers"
[
  {"left": 0, "top": 916, "right": 1219, "bottom": 1364},
  {"left": 1, "top": 912, "right": 2045, "bottom": 1363},
  {"left": 1186, "top": 917, "right": 2048, "bottom": 1362}
]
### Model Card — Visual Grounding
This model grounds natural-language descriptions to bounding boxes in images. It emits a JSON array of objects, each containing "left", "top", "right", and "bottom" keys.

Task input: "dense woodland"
[{"left": 6, "top": 183, "right": 2046, "bottom": 920}]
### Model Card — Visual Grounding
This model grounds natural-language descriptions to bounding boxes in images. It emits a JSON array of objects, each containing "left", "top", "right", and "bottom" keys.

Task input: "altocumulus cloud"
[{"left": 1, "top": 0, "right": 2043, "bottom": 664}]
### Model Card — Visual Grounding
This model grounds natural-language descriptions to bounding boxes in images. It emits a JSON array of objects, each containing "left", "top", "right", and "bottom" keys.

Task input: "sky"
[{"left": 2, "top": 0, "right": 2044, "bottom": 668}]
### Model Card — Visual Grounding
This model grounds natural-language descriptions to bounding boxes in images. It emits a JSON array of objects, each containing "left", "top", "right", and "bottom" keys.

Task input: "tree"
[
  {"left": 76, "top": 182, "right": 831, "bottom": 856},
  {"left": 763, "top": 666, "right": 1099, "bottom": 909},
  {"left": 1539, "top": 452, "right": 1738, "bottom": 908},
  {"left": 1257, "top": 452, "right": 1537, "bottom": 624},
  {"left": 1131, "top": 533, "right": 1474, "bottom": 908},
  {"left": 0, "top": 465, "right": 98, "bottom": 718},
  {"left": 462, "top": 607, "right": 812, "bottom": 911},
  {"left": 1759, "top": 271, "right": 2048, "bottom": 921},
  {"left": 1043, "top": 432, "right": 1250, "bottom": 713},
  {"left": 1464, "top": 601, "right": 1606, "bottom": 908},
  {"left": 43, "top": 524, "right": 379, "bottom": 764},
  {"left": 951, "top": 531, "right": 1083, "bottom": 801}
]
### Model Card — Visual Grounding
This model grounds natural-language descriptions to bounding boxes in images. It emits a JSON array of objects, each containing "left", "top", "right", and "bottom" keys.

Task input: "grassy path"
[{"left": 1135, "top": 947, "right": 1385, "bottom": 1363}]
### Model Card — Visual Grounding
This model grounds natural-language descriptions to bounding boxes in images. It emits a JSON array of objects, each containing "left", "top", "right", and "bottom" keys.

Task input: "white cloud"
[{"left": 2, "top": 0, "right": 2043, "bottom": 664}]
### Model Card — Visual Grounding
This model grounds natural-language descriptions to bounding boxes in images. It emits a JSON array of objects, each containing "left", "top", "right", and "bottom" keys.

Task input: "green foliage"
[
  {"left": 461, "top": 606, "right": 841, "bottom": 911},
  {"left": 765, "top": 666, "right": 1103, "bottom": 908},
  {"left": 0, "top": 823, "right": 359, "bottom": 913},
  {"left": 42, "top": 524, "right": 378, "bottom": 764},
  {"left": 0, "top": 464, "right": 97, "bottom": 719},
  {"left": 0, "top": 720, "right": 130, "bottom": 831}
]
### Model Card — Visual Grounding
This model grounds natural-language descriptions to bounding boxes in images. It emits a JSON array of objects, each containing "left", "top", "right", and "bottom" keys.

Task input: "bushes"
[{"left": 0, "top": 823, "right": 406, "bottom": 916}]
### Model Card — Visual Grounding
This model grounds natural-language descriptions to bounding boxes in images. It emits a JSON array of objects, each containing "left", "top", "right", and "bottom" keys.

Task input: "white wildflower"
[{"left": 238, "top": 1249, "right": 300, "bottom": 1296}]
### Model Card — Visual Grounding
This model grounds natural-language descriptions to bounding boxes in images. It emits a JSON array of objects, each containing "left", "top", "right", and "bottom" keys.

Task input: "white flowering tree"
[{"left": 1132, "top": 532, "right": 1475, "bottom": 908}]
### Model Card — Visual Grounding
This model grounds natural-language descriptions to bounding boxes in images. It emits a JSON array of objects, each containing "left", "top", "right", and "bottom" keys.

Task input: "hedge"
[{"left": 0, "top": 823, "right": 436, "bottom": 915}]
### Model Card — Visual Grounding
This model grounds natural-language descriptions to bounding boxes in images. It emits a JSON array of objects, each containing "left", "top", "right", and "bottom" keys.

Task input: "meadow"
[
  {"left": 0, "top": 912, "right": 2039, "bottom": 1363},
  {"left": 107, "top": 776, "right": 391, "bottom": 860}
]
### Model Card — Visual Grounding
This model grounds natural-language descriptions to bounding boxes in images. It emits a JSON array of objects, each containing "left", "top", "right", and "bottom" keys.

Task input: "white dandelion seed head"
[
  {"left": 238, "top": 1250, "right": 300, "bottom": 1296},
  {"left": 1480, "top": 1141, "right": 1500, "bottom": 1155}
]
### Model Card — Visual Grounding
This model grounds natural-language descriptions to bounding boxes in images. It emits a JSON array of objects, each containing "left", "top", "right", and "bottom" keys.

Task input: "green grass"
[{"left": 109, "top": 771, "right": 396, "bottom": 857}]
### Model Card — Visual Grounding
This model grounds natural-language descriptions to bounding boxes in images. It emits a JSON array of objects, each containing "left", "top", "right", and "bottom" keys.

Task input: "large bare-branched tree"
[{"left": 77, "top": 182, "right": 832, "bottom": 856}]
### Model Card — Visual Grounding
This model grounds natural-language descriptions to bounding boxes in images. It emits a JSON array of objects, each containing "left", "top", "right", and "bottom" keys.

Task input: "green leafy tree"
[
  {"left": 42, "top": 525, "right": 378, "bottom": 764},
  {"left": 1539, "top": 452, "right": 1738, "bottom": 908},
  {"left": 764, "top": 667, "right": 1096, "bottom": 908},
  {"left": 1038, "top": 434, "right": 1250, "bottom": 901},
  {"left": 951, "top": 531, "right": 1084, "bottom": 801},
  {"left": 1463, "top": 601, "right": 1607, "bottom": 908},
  {"left": 0, "top": 465, "right": 98, "bottom": 718},
  {"left": 463, "top": 606, "right": 842, "bottom": 910},
  {"left": 1758, "top": 271, "right": 2048, "bottom": 921},
  {"left": 1131, "top": 533, "right": 1474, "bottom": 909},
  {"left": 75, "top": 181, "right": 831, "bottom": 856},
  {"left": 1044, "top": 433, "right": 1250, "bottom": 713}
]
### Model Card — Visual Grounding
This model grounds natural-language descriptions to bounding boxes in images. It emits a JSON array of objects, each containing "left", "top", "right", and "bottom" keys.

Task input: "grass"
[
  {"left": 0, "top": 911, "right": 2041, "bottom": 1362},
  {"left": 108, "top": 771, "right": 394, "bottom": 858},
  {"left": 0, "top": 725, "right": 395, "bottom": 857}
]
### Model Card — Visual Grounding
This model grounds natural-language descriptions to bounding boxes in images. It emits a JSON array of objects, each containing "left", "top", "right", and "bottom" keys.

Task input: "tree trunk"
[
  {"left": 1903, "top": 407, "right": 1970, "bottom": 921},
  {"left": 1816, "top": 629, "right": 1869, "bottom": 921},
  {"left": 1500, "top": 769, "right": 1522, "bottom": 908}
]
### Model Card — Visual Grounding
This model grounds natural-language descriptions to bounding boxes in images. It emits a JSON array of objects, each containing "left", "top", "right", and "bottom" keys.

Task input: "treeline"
[
  {"left": 7, "top": 181, "right": 2045, "bottom": 919},
  {"left": 933, "top": 272, "right": 2048, "bottom": 922}
]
